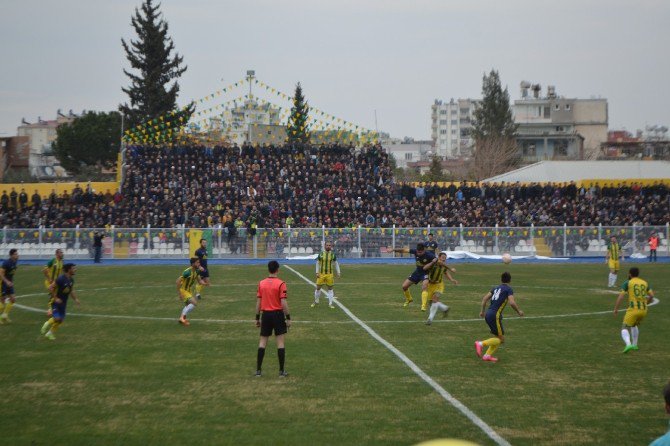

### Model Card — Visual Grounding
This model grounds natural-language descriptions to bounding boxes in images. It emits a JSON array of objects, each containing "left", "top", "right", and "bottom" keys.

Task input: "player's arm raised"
[
  {"left": 479, "top": 292, "right": 492, "bottom": 318},
  {"left": 423, "top": 257, "right": 438, "bottom": 271},
  {"left": 508, "top": 295, "right": 524, "bottom": 317}
]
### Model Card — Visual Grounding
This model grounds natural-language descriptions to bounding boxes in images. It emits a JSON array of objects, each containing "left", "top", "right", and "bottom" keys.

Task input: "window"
[
  {"left": 554, "top": 104, "right": 560, "bottom": 111},
  {"left": 451, "top": 119, "right": 457, "bottom": 125},
  {"left": 440, "top": 130, "right": 447, "bottom": 134},
  {"left": 554, "top": 140, "right": 568, "bottom": 156},
  {"left": 451, "top": 129, "right": 456, "bottom": 135},
  {"left": 460, "top": 108, "right": 469, "bottom": 115},
  {"left": 439, "top": 119, "right": 447, "bottom": 125},
  {"left": 544, "top": 107, "right": 550, "bottom": 118},
  {"left": 405, "top": 153, "right": 413, "bottom": 160},
  {"left": 451, "top": 109, "right": 457, "bottom": 115},
  {"left": 440, "top": 110, "right": 447, "bottom": 114},
  {"left": 523, "top": 143, "right": 536, "bottom": 157},
  {"left": 565, "top": 104, "right": 571, "bottom": 111}
]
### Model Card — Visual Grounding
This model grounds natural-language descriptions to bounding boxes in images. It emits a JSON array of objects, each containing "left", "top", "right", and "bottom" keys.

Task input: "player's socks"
[
  {"left": 0, "top": 299, "right": 4, "bottom": 312},
  {"left": 3, "top": 301, "right": 13, "bottom": 316},
  {"left": 313, "top": 289, "right": 320, "bottom": 304},
  {"left": 608, "top": 273, "right": 616, "bottom": 287},
  {"left": 421, "top": 291, "right": 429, "bottom": 311},
  {"left": 181, "top": 303, "right": 195, "bottom": 317},
  {"left": 277, "top": 347, "right": 285, "bottom": 372},
  {"left": 428, "top": 303, "right": 439, "bottom": 322},
  {"left": 41, "top": 318, "right": 55, "bottom": 335},
  {"left": 631, "top": 326, "right": 639, "bottom": 346},
  {"left": 403, "top": 289, "right": 413, "bottom": 303},
  {"left": 482, "top": 337, "right": 501, "bottom": 356},
  {"left": 256, "top": 347, "right": 265, "bottom": 371},
  {"left": 327, "top": 290, "right": 334, "bottom": 306},
  {"left": 51, "top": 321, "right": 62, "bottom": 333},
  {"left": 620, "top": 328, "right": 631, "bottom": 347}
]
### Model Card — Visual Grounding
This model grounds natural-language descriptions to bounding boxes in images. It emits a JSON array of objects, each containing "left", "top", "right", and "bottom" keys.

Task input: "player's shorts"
[
  {"left": 260, "top": 310, "right": 287, "bottom": 337},
  {"left": 180, "top": 290, "right": 193, "bottom": 303},
  {"left": 199, "top": 268, "right": 209, "bottom": 279},
  {"left": 485, "top": 310, "right": 504, "bottom": 336},
  {"left": 1, "top": 283, "right": 14, "bottom": 297},
  {"left": 623, "top": 309, "right": 646, "bottom": 327},
  {"left": 608, "top": 259, "right": 620, "bottom": 271},
  {"left": 407, "top": 270, "right": 428, "bottom": 284},
  {"left": 316, "top": 273, "right": 334, "bottom": 287},
  {"left": 51, "top": 304, "right": 67, "bottom": 320},
  {"left": 426, "top": 282, "right": 444, "bottom": 298}
]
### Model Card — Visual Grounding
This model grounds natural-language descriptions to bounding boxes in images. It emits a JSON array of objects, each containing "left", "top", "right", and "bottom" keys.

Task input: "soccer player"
[
  {"left": 311, "top": 241, "right": 340, "bottom": 309},
  {"left": 43, "top": 248, "right": 64, "bottom": 316},
  {"left": 474, "top": 272, "right": 524, "bottom": 362},
  {"left": 194, "top": 239, "right": 210, "bottom": 300},
  {"left": 606, "top": 235, "right": 622, "bottom": 287},
  {"left": 425, "top": 233, "right": 438, "bottom": 254},
  {"left": 613, "top": 267, "right": 654, "bottom": 353},
  {"left": 424, "top": 252, "right": 458, "bottom": 325},
  {"left": 40, "top": 263, "right": 79, "bottom": 340},
  {"left": 393, "top": 243, "right": 435, "bottom": 311},
  {"left": 176, "top": 257, "right": 206, "bottom": 326},
  {"left": 0, "top": 249, "right": 19, "bottom": 324},
  {"left": 255, "top": 260, "right": 290, "bottom": 377}
]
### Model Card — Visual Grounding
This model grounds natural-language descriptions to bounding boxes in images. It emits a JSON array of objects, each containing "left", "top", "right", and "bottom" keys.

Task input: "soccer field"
[{"left": 2, "top": 262, "right": 669, "bottom": 445}]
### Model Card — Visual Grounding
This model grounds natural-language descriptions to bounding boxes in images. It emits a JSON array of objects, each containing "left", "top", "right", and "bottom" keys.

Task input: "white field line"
[{"left": 284, "top": 265, "right": 512, "bottom": 446}]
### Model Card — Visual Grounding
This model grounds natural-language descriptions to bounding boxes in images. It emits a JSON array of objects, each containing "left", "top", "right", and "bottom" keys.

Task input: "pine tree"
[
  {"left": 120, "top": 0, "right": 192, "bottom": 130},
  {"left": 470, "top": 69, "right": 519, "bottom": 179},
  {"left": 424, "top": 154, "right": 447, "bottom": 181},
  {"left": 286, "top": 83, "right": 310, "bottom": 144},
  {"left": 472, "top": 69, "right": 517, "bottom": 139}
]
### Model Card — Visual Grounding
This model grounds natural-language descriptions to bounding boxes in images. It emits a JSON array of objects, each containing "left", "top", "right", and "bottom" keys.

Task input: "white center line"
[{"left": 284, "top": 265, "right": 512, "bottom": 446}]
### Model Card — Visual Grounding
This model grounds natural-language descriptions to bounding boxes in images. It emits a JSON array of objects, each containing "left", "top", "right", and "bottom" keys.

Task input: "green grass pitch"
[{"left": 1, "top": 262, "right": 669, "bottom": 445}]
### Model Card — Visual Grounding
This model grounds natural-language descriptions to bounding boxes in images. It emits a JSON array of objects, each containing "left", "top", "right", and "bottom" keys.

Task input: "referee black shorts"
[{"left": 260, "top": 310, "right": 287, "bottom": 337}]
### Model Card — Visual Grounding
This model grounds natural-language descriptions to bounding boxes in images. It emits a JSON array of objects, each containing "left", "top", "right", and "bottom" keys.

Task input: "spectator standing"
[{"left": 649, "top": 381, "right": 670, "bottom": 446}]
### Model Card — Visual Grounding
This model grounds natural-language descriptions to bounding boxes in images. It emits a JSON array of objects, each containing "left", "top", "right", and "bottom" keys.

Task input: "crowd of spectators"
[{"left": 0, "top": 143, "right": 668, "bottom": 230}]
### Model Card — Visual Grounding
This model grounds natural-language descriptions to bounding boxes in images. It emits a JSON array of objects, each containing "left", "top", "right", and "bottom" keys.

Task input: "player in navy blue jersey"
[
  {"left": 40, "top": 263, "right": 80, "bottom": 340},
  {"left": 194, "top": 239, "right": 210, "bottom": 300},
  {"left": 393, "top": 243, "right": 435, "bottom": 310},
  {"left": 474, "top": 272, "right": 524, "bottom": 362},
  {"left": 424, "top": 233, "right": 438, "bottom": 254},
  {"left": 0, "top": 249, "right": 19, "bottom": 324}
]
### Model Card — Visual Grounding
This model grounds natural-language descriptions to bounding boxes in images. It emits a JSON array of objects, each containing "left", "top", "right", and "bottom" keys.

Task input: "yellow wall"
[{"left": 0, "top": 182, "right": 119, "bottom": 205}]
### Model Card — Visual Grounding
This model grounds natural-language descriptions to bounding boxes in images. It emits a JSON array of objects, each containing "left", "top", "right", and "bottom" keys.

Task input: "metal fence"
[{"left": 2, "top": 224, "right": 668, "bottom": 260}]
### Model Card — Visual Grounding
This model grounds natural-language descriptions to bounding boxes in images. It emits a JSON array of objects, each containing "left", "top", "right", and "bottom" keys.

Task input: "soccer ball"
[{"left": 502, "top": 253, "right": 512, "bottom": 264}]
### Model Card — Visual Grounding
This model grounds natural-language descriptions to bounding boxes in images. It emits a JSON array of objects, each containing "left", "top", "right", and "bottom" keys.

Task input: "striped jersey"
[
  {"left": 608, "top": 242, "right": 621, "bottom": 260},
  {"left": 46, "top": 257, "right": 63, "bottom": 282},
  {"left": 317, "top": 250, "right": 337, "bottom": 274},
  {"left": 621, "top": 277, "right": 652, "bottom": 311},
  {"left": 180, "top": 267, "right": 200, "bottom": 292},
  {"left": 428, "top": 263, "right": 449, "bottom": 284}
]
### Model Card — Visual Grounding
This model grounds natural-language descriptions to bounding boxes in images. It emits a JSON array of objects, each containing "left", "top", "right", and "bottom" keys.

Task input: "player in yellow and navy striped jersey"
[
  {"left": 176, "top": 257, "right": 205, "bottom": 326},
  {"left": 42, "top": 249, "right": 64, "bottom": 316},
  {"left": 311, "top": 241, "right": 340, "bottom": 309},
  {"left": 606, "top": 235, "right": 622, "bottom": 287},
  {"left": 613, "top": 267, "right": 654, "bottom": 353},
  {"left": 423, "top": 252, "right": 458, "bottom": 325}
]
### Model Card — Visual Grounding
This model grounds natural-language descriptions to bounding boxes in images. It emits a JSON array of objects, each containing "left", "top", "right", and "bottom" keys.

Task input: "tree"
[
  {"left": 286, "top": 83, "right": 310, "bottom": 144},
  {"left": 423, "top": 155, "right": 448, "bottom": 182},
  {"left": 53, "top": 112, "right": 122, "bottom": 174},
  {"left": 120, "top": 0, "right": 192, "bottom": 130},
  {"left": 471, "top": 69, "right": 519, "bottom": 180}
]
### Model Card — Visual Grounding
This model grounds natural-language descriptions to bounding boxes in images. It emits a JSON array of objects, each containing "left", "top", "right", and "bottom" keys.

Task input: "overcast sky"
[{"left": 1, "top": 0, "right": 668, "bottom": 139}]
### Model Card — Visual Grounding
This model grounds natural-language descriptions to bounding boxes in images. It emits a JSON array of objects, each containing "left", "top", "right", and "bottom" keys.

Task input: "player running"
[
  {"left": 613, "top": 267, "right": 654, "bottom": 353},
  {"left": 474, "top": 272, "right": 524, "bottom": 362},
  {"left": 194, "top": 239, "right": 210, "bottom": 300},
  {"left": 43, "top": 248, "right": 64, "bottom": 316},
  {"left": 606, "top": 235, "right": 622, "bottom": 288},
  {"left": 424, "top": 252, "right": 458, "bottom": 325},
  {"left": 393, "top": 243, "right": 435, "bottom": 311},
  {"left": 311, "top": 241, "right": 341, "bottom": 309},
  {"left": 40, "top": 263, "right": 80, "bottom": 340},
  {"left": 177, "top": 257, "right": 206, "bottom": 326},
  {"left": 0, "top": 249, "right": 19, "bottom": 324}
]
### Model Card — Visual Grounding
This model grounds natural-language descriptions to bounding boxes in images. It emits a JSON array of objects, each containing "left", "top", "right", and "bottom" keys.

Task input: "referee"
[{"left": 255, "top": 260, "right": 291, "bottom": 377}]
